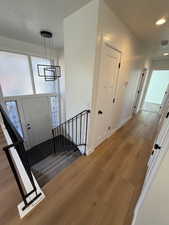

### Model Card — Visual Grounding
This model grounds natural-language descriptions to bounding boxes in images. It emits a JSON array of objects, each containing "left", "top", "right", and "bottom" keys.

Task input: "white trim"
[
  {"left": 28, "top": 55, "right": 36, "bottom": 94},
  {"left": 0, "top": 83, "right": 3, "bottom": 98},
  {"left": 133, "top": 68, "right": 147, "bottom": 114},
  {"left": 0, "top": 48, "right": 57, "bottom": 63},
  {"left": 136, "top": 68, "right": 153, "bottom": 113},
  {"left": 0, "top": 92, "right": 58, "bottom": 100},
  {"left": 86, "top": 115, "right": 132, "bottom": 155},
  {"left": 111, "top": 115, "right": 132, "bottom": 134}
]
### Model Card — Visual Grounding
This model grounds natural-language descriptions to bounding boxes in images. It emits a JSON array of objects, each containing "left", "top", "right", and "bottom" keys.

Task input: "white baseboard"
[
  {"left": 18, "top": 191, "right": 45, "bottom": 218},
  {"left": 110, "top": 115, "right": 132, "bottom": 137},
  {"left": 86, "top": 147, "right": 95, "bottom": 155},
  {"left": 86, "top": 115, "right": 133, "bottom": 156}
]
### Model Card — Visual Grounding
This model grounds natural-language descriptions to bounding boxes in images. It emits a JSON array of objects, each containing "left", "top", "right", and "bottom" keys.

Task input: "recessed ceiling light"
[
  {"left": 163, "top": 53, "right": 169, "bottom": 56},
  {"left": 156, "top": 17, "right": 167, "bottom": 26}
]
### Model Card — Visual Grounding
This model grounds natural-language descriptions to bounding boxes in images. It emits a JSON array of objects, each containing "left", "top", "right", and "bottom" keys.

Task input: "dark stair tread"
[{"left": 27, "top": 135, "right": 79, "bottom": 166}]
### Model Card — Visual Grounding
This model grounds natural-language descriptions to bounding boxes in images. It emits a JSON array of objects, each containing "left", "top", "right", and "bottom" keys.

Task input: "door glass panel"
[
  {"left": 50, "top": 96, "right": 60, "bottom": 128},
  {"left": 0, "top": 51, "right": 33, "bottom": 96},
  {"left": 6, "top": 101, "right": 23, "bottom": 137},
  {"left": 31, "top": 56, "right": 56, "bottom": 94}
]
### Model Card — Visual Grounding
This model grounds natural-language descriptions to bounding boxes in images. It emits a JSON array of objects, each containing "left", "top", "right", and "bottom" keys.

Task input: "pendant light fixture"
[{"left": 37, "top": 30, "right": 61, "bottom": 81}]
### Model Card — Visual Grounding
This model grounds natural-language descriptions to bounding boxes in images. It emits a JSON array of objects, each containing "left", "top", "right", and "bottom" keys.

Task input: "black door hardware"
[
  {"left": 113, "top": 98, "right": 115, "bottom": 103},
  {"left": 98, "top": 110, "right": 103, "bottom": 115},
  {"left": 166, "top": 112, "right": 169, "bottom": 118},
  {"left": 154, "top": 144, "right": 161, "bottom": 150}
]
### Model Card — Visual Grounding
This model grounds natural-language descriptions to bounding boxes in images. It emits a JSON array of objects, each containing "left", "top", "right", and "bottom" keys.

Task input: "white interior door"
[
  {"left": 94, "top": 44, "right": 120, "bottom": 147},
  {"left": 133, "top": 69, "right": 147, "bottom": 113},
  {"left": 146, "top": 108, "right": 169, "bottom": 184},
  {"left": 21, "top": 96, "right": 52, "bottom": 148},
  {"left": 159, "top": 83, "right": 169, "bottom": 115}
]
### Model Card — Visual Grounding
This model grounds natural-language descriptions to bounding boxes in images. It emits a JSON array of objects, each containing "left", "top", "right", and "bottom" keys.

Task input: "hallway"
[{"left": 1, "top": 111, "right": 159, "bottom": 225}]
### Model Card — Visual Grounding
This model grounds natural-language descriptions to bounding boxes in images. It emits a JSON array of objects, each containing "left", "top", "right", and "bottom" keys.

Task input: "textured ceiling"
[
  {"left": 0, "top": 0, "right": 91, "bottom": 47},
  {"left": 0, "top": 0, "right": 169, "bottom": 58},
  {"left": 106, "top": 0, "right": 169, "bottom": 58}
]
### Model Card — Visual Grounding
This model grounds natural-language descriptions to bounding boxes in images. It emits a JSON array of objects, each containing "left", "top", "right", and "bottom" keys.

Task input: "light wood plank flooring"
[{"left": 0, "top": 111, "right": 159, "bottom": 225}]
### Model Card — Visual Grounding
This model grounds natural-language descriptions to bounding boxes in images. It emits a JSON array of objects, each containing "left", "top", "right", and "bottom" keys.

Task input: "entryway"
[
  {"left": 142, "top": 70, "right": 169, "bottom": 113},
  {"left": 3, "top": 94, "right": 60, "bottom": 149}
]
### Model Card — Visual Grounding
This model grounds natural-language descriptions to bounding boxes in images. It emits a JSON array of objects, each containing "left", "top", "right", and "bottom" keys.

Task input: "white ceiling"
[
  {"left": 106, "top": 0, "right": 169, "bottom": 59},
  {"left": 0, "top": 0, "right": 169, "bottom": 58},
  {"left": 0, "top": 0, "right": 91, "bottom": 48}
]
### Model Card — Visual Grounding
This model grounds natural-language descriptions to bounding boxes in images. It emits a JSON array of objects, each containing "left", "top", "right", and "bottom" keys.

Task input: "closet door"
[{"left": 94, "top": 44, "right": 121, "bottom": 147}]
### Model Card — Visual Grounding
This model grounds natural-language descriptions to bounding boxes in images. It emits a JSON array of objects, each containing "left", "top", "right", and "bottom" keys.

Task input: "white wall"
[
  {"left": 64, "top": 0, "right": 99, "bottom": 119},
  {"left": 89, "top": 0, "right": 147, "bottom": 152},
  {"left": 0, "top": 35, "right": 59, "bottom": 59},
  {"left": 101, "top": 0, "right": 146, "bottom": 122},
  {"left": 64, "top": 0, "right": 148, "bottom": 154}
]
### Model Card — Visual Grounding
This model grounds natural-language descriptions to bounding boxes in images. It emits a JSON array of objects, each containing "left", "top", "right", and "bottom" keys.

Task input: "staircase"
[
  {"left": 32, "top": 149, "right": 81, "bottom": 187},
  {"left": 52, "top": 110, "right": 90, "bottom": 155},
  {"left": 28, "top": 110, "right": 90, "bottom": 187}
]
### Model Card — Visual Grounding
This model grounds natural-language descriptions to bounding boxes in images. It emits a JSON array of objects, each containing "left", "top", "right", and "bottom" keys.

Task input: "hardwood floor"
[{"left": 0, "top": 111, "right": 159, "bottom": 225}]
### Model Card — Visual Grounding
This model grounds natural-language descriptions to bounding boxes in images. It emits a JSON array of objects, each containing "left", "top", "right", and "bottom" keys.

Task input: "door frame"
[
  {"left": 133, "top": 68, "right": 147, "bottom": 114},
  {"left": 138, "top": 69, "right": 169, "bottom": 113},
  {"left": 1, "top": 93, "right": 59, "bottom": 149},
  {"left": 93, "top": 42, "right": 121, "bottom": 148}
]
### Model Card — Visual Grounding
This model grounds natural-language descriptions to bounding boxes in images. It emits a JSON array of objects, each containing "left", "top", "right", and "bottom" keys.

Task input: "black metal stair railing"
[
  {"left": 0, "top": 104, "right": 42, "bottom": 211},
  {"left": 52, "top": 110, "right": 90, "bottom": 154}
]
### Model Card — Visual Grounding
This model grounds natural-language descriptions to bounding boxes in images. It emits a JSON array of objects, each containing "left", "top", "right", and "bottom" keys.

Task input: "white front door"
[
  {"left": 94, "top": 44, "right": 121, "bottom": 147},
  {"left": 21, "top": 96, "right": 52, "bottom": 148}
]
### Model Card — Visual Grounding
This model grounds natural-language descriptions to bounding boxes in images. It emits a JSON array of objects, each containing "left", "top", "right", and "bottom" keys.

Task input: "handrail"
[
  {"left": 58, "top": 110, "right": 90, "bottom": 127},
  {"left": 0, "top": 104, "right": 41, "bottom": 210},
  {"left": 52, "top": 109, "right": 90, "bottom": 154},
  {"left": 0, "top": 104, "right": 31, "bottom": 176}
]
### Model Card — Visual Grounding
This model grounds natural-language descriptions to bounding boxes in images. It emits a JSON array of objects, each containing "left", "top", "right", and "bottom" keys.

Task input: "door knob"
[
  {"left": 98, "top": 110, "right": 103, "bottom": 114},
  {"left": 26, "top": 123, "right": 31, "bottom": 130}
]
